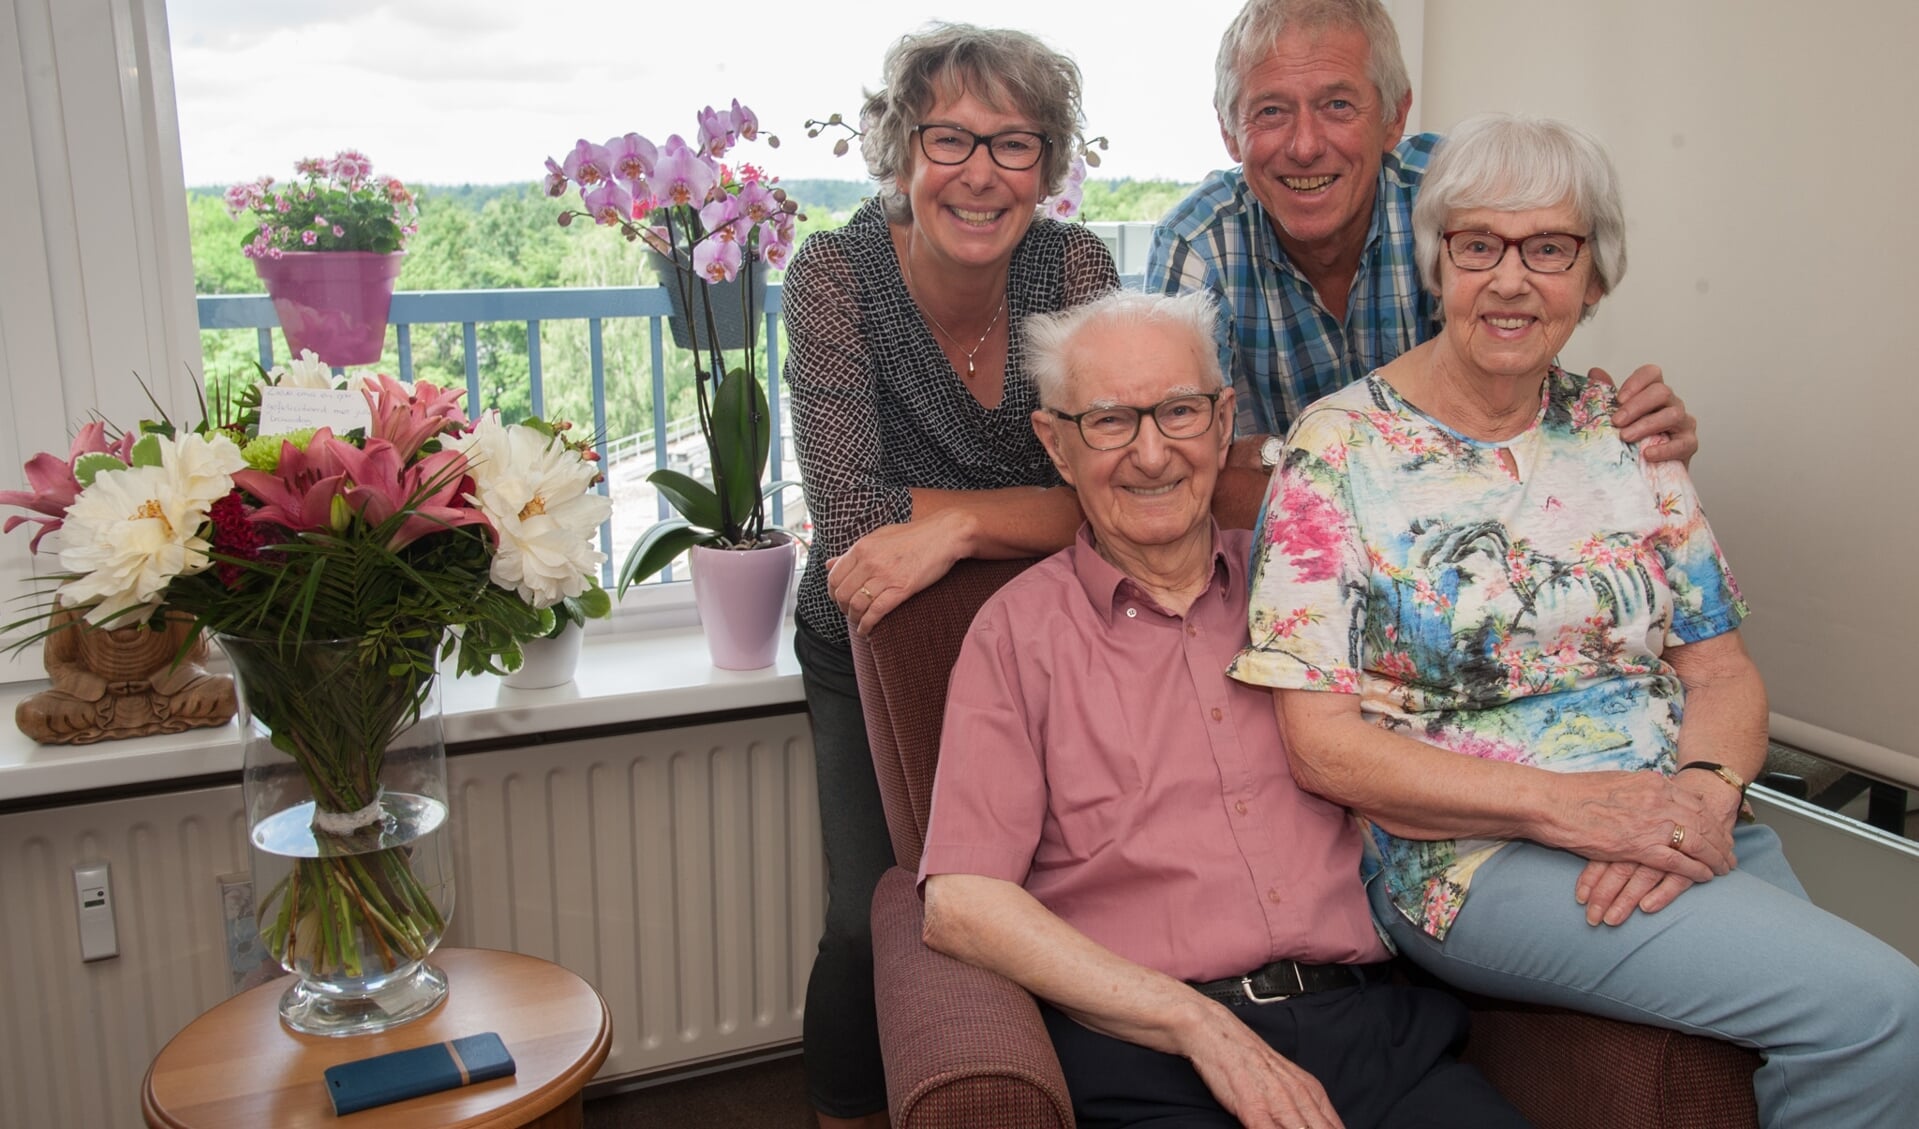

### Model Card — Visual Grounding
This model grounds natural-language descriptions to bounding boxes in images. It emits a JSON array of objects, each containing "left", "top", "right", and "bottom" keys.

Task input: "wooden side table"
[{"left": 142, "top": 947, "right": 611, "bottom": 1128}]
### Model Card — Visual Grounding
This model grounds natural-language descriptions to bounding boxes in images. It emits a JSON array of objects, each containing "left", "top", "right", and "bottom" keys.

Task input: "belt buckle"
[{"left": 1239, "top": 962, "right": 1306, "bottom": 1005}]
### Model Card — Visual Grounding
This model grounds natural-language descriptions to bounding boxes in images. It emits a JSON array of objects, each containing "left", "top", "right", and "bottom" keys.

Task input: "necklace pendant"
[{"left": 966, "top": 358, "right": 976, "bottom": 377}]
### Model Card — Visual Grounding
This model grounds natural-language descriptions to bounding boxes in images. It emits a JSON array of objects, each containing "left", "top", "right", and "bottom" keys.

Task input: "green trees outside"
[{"left": 188, "top": 176, "right": 1195, "bottom": 448}]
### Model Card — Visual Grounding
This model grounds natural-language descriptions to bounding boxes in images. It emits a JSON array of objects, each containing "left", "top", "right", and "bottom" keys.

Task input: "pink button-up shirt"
[{"left": 920, "top": 524, "right": 1389, "bottom": 983}]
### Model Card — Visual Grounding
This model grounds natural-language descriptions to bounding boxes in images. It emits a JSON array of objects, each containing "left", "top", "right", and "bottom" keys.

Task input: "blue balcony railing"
[{"left": 197, "top": 285, "right": 789, "bottom": 588}]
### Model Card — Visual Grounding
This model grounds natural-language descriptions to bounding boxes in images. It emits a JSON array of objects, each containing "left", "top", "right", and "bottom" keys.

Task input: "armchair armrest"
[{"left": 870, "top": 866, "right": 1075, "bottom": 1129}]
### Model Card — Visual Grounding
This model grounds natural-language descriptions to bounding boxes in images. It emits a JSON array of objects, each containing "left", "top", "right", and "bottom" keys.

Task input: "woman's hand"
[
  {"left": 827, "top": 510, "right": 972, "bottom": 635},
  {"left": 1594, "top": 364, "right": 1698, "bottom": 466},
  {"left": 1553, "top": 769, "right": 1737, "bottom": 880},
  {"left": 1575, "top": 859, "right": 1698, "bottom": 926}
]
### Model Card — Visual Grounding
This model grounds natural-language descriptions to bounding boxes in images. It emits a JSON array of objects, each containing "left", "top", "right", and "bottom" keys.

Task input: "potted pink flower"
[{"left": 226, "top": 150, "right": 420, "bottom": 367}]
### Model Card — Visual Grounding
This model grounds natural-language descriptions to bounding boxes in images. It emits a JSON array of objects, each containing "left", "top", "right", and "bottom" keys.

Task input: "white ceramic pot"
[{"left": 504, "top": 620, "right": 585, "bottom": 689}]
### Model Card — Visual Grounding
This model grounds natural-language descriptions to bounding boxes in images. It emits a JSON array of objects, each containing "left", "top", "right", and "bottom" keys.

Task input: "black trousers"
[{"left": 1041, "top": 980, "right": 1532, "bottom": 1129}]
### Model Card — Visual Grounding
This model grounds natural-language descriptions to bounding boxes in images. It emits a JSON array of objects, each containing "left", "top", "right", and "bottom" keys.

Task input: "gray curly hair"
[{"left": 859, "top": 23, "right": 1084, "bottom": 222}]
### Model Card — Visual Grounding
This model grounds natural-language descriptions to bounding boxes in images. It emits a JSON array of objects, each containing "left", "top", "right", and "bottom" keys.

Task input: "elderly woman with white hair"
[
  {"left": 782, "top": 22, "right": 1117, "bottom": 1127},
  {"left": 1229, "top": 112, "right": 1919, "bottom": 1127}
]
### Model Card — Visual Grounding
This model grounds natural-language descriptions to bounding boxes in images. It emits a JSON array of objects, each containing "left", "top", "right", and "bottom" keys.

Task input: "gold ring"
[
  {"left": 858, "top": 586, "right": 874, "bottom": 600},
  {"left": 1670, "top": 825, "right": 1687, "bottom": 849}
]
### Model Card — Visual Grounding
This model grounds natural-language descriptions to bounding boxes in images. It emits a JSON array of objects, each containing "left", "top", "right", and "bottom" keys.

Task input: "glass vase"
[{"left": 223, "top": 633, "right": 455, "bottom": 1037}]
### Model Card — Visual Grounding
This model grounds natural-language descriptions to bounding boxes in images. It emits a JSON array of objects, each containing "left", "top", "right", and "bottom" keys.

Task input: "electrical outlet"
[{"left": 73, "top": 861, "right": 118, "bottom": 961}]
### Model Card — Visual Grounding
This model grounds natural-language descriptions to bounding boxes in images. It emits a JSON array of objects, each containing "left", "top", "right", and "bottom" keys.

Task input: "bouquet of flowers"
[
  {"left": 2, "top": 362, "right": 611, "bottom": 991},
  {"left": 225, "top": 150, "right": 419, "bottom": 259},
  {"left": 543, "top": 100, "right": 801, "bottom": 589}
]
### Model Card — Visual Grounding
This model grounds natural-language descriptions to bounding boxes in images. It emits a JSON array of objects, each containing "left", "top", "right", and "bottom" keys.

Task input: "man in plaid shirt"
[{"left": 1147, "top": 0, "right": 1696, "bottom": 525}]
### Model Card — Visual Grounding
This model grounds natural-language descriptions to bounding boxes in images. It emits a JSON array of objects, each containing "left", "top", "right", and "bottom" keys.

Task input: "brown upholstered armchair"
[{"left": 851, "top": 557, "right": 1762, "bottom": 1129}]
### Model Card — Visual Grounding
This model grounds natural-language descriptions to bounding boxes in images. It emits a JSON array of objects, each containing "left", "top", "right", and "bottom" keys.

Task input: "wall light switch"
[{"left": 73, "top": 861, "right": 118, "bottom": 961}]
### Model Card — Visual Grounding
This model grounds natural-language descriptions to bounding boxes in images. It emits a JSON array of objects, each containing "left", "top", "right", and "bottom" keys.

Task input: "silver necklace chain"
[{"left": 902, "top": 255, "right": 1005, "bottom": 379}]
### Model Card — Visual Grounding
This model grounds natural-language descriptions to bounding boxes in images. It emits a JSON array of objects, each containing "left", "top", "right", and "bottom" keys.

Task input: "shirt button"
[
  {"left": 1125, "top": 607, "right": 1137, "bottom": 619},
  {"left": 1186, "top": 624, "right": 1198, "bottom": 637},
  {"left": 1235, "top": 800, "right": 1248, "bottom": 815},
  {"left": 1210, "top": 707, "right": 1222, "bottom": 721},
  {"left": 1267, "top": 888, "right": 1282, "bottom": 904}
]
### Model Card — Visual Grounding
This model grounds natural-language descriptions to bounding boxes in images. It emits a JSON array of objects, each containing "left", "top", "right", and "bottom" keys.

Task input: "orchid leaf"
[
  {"left": 618, "top": 518, "right": 709, "bottom": 594},
  {"left": 647, "top": 468, "right": 723, "bottom": 531},
  {"left": 711, "top": 365, "right": 771, "bottom": 535},
  {"left": 130, "top": 434, "right": 163, "bottom": 468},
  {"left": 73, "top": 453, "right": 128, "bottom": 489}
]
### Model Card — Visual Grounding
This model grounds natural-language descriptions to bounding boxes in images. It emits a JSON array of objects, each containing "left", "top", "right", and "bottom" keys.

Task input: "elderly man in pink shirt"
[{"left": 917, "top": 289, "right": 1528, "bottom": 1129}]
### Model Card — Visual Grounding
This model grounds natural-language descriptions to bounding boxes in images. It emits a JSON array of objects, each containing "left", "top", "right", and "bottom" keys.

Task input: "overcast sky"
[{"left": 167, "top": 0, "right": 1245, "bottom": 189}]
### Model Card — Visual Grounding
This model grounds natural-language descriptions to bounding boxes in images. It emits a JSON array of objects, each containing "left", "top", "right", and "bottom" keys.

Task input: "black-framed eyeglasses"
[
  {"left": 1050, "top": 391, "right": 1222, "bottom": 451},
  {"left": 1441, "top": 229, "right": 1590, "bottom": 274},
  {"left": 913, "top": 124, "right": 1051, "bottom": 171}
]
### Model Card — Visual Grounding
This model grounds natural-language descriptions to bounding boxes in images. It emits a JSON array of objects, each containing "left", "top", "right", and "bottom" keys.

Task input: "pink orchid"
[
  {"left": 607, "top": 133, "right": 657, "bottom": 192},
  {"left": 699, "top": 196, "right": 745, "bottom": 242},
  {"left": 583, "top": 179, "right": 634, "bottom": 229},
  {"left": 758, "top": 220, "right": 793, "bottom": 268},
  {"left": 562, "top": 139, "right": 612, "bottom": 188},
  {"left": 0, "top": 422, "right": 135, "bottom": 552},
  {"left": 730, "top": 100, "right": 759, "bottom": 141},
  {"left": 693, "top": 237, "right": 742, "bottom": 282},
  {"left": 543, "top": 157, "right": 568, "bottom": 198},
  {"left": 735, "top": 181, "right": 775, "bottom": 224},
  {"left": 653, "top": 136, "right": 717, "bottom": 206},
  {"left": 696, "top": 106, "right": 735, "bottom": 157},
  {"left": 361, "top": 374, "right": 470, "bottom": 461}
]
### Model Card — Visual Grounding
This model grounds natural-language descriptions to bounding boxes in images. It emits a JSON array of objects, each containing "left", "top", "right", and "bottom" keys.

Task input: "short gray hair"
[
  {"left": 1214, "top": 0, "right": 1410, "bottom": 134},
  {"left": 1025, "top": 289, "right": 1225, "bottom": 407},
  {"left": 860, "top": 23, "right": 1084, "bottom": 222},
  {"left": 1411, "top": 113, "right": 1627, "bottom": 320}
]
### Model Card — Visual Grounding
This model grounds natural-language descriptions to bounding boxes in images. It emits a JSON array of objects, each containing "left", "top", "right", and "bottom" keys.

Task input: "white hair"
[{"left": 1024, "top": 289, "right": 1224, "bottom": 407}]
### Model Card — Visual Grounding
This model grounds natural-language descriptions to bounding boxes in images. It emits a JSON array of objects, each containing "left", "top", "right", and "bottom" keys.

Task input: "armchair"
[{"left": 851, "top": 558, "right": 1761, "bottom": 1129}]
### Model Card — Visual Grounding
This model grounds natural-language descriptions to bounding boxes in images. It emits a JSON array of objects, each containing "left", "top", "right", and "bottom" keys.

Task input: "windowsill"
[{"left": 0, "top": 617, "right": 803, "bottom": 805}]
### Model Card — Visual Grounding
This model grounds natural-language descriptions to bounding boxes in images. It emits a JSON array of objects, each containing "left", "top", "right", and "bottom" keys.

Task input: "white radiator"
[{"left": 0, "top": 710, "right": 822, "bottom": 1128}]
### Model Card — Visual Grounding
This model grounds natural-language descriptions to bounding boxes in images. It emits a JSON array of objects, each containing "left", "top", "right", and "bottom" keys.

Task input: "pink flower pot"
[
  {"left": 253, "top": 251, "right": 404, "bottom": 367},
  {"left": 689, "top": 535, "right": 797, "bottom": 670}
]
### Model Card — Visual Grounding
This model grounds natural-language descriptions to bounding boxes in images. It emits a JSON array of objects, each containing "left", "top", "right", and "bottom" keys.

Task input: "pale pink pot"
[
  {"left": 252, "top": 251, "right": 404, "bottom": 367},
  {"left": 689, "top": 536, "right": 797, "bottom": 670}
]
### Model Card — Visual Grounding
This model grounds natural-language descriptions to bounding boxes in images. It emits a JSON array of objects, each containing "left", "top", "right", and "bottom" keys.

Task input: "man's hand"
[
  {"left": 1176, "top": 998, "right": 1346, "bottom": 1129},
  {"left": 1595, "top": 364, "right": 1697, "bottom": 466},
  {"left": 826, "top": 511, "right": 969, "bottom": 635},
  {"left": 1574, "top": 859, "right": 1699, "bottom": 925}
]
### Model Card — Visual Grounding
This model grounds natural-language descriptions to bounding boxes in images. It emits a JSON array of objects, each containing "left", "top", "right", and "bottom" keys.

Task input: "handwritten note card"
[{"left": 258, "top": 387, "right": 371, "bottom": 437}]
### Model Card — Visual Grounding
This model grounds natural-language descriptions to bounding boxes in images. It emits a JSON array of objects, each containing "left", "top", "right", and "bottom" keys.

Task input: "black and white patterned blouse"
[{"left": 785, "top": 198, "right": 1121, "bottom": 645}]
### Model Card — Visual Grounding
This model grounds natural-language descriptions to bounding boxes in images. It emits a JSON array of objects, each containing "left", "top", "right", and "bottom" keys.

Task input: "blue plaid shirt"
[{"left": 1145, "top": 133, "right": 1443, "bottom": 438}]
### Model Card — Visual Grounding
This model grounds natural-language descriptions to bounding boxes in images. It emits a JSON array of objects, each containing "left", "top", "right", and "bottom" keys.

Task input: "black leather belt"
[{"left": 1187, "top": 959, "right": 1390, "bottom": 1007}]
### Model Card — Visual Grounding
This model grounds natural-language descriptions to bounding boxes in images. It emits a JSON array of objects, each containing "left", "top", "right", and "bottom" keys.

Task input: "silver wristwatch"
[{"left": 1258, "top": 435, "right": 1284, "bottom": 470}]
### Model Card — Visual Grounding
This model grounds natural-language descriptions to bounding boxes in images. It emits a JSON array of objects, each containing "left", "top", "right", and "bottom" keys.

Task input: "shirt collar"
[{"left": 1069, "top": 520, "right": 1238, "bottom": 625}]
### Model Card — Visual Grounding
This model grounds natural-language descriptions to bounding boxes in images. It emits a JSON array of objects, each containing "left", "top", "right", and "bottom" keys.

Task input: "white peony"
[
  {"left": 57, "top": 433, "right": 247, "bottom": 624},
  {"left": 267, "top": 348, "right": 336, "bottom": 390},
  {"left": 454, "top": 415, "right": 612, "bottom": 608}
]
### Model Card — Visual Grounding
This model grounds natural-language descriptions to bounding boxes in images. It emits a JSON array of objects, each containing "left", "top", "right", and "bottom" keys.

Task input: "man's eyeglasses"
[
  {"left": 1050, "top": 392, "right": 1222, "bottom": 451},
  {"left": 913, "top": 125, "right": 1051, "bottom": 171},
  {"left": 1441, "top": 230, "right": 1590, "bottom": 274}
]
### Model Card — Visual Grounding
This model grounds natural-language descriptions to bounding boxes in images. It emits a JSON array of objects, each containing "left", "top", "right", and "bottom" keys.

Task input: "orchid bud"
[
  {"left": 557, "top": 211, "right": 573, "bottom": 227},
  {"left": 781, "top": 199, "right": 799, "bottom": 215},
  {"left": 767, "top": 135, "right": 780, "bottom": 149},
  {"left": 833, "top": 139, "right": 849, "bottom": 157}
]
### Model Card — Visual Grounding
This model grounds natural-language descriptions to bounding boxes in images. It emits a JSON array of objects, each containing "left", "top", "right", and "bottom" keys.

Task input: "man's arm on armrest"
[{"left": 922, "top": 872, "right": 1344, "bottom": 1128}]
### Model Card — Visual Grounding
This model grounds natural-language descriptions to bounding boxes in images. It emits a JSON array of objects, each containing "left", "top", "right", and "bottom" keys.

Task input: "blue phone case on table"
[{"left": 324, "top": 1031, "right": 516, "bottom": 1115}]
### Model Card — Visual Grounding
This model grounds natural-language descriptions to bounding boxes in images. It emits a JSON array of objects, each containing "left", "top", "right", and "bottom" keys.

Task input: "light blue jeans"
[{"left": 1370, "top": 824, "right": 1919, "bottom": 1128}]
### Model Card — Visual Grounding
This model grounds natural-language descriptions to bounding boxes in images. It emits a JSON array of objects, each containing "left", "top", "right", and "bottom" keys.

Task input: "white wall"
[{"left": 1418, "top": 0, "right": 1919, "bottom": 787}]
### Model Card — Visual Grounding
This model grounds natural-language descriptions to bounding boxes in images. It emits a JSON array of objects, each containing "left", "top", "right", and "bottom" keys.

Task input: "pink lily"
[
  {"left": 653, "top": 137, "right": 718, "bottom": 207},
  {"left": 362, "top": 374, "right": 470, "bottom": 461},
  {"left": 237, "top": 433, "right": 488, "bottom": 551},
  {"left": 0, "top": 422, "right": 135, "bottom": 553}
]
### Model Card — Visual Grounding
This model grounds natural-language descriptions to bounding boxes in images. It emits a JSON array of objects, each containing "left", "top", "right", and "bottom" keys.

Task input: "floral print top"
[{"left": 1227, "top": 368, "right": 1748, "bottom": 939}]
